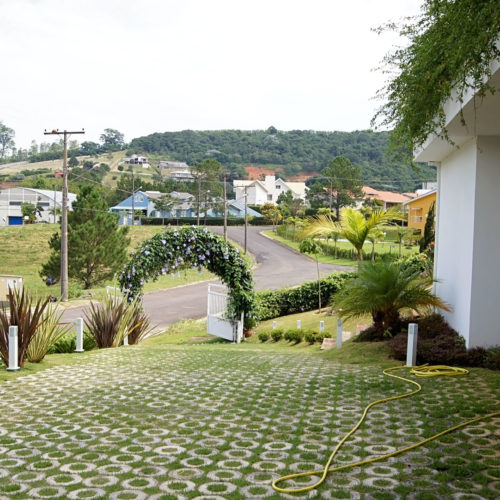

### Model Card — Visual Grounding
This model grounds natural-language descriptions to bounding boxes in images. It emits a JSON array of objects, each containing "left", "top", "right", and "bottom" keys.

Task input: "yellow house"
[{"left": 403, "top": 189, "right": 437, "bottom": 235}]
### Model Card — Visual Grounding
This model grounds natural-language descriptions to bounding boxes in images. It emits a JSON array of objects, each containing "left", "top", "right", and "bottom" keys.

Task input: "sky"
[{"left": 1, "top": 0, "right": 422, "bottom": 150}]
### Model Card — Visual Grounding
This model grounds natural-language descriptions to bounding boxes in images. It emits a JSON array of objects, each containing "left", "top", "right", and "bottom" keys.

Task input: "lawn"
[
  {"left": 265, "top": 230, "right": 419, "bottom": 266},
  {"left": 0, "top": 325, "right": 499, "bottom": 499},
  {"left": 0, "top": 224, "right": 216, "bottom": 300}
]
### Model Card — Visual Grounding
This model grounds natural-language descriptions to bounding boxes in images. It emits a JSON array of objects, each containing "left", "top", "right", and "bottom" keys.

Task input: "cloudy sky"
[{"left": 1, "top": 0, "right": 422, "bottom": 149}]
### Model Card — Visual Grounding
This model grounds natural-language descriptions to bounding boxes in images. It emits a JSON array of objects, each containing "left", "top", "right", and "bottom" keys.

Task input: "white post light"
[
  {"left": 272, "top": 321, "right": 277, "bottom": 330},
  {"left": 7, "top": 326, "right": 19, "bottom": 371},
  {"left": 406, "top": 323, "right": 418, "bottom": 367},
  {"left": 74, "top": 317, "right": 84, "bottom": 353},
  {"left": 336, "top": 318, "right": 343, "bottom": 348},
  {"left": 297, "top": 320, "right": 301, "bottom": 329},
  {"left": 319, "top": 321, "right": 325, "bottom": 333},
  {"left": 123, "top": 335, "right": 129, "bottom": 346}
]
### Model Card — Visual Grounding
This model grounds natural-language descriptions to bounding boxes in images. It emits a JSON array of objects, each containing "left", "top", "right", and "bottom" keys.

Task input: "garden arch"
[{"left": 118, "top": 226, "right": 256, "bottom": 337}]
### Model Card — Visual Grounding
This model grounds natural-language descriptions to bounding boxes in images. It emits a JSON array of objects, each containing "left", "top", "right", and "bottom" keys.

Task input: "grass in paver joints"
[{"left": 0, "top": 324, "right": 499, "bottom": 499}]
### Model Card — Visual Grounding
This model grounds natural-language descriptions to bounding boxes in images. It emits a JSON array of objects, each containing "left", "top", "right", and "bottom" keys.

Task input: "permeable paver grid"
[{"left": 0, "top": 344, "right": 499, "bottom": 499}]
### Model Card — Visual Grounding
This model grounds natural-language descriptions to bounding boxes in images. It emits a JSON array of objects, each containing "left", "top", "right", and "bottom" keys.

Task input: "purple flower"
[
  {"left": 161, "top": 239, "right": 166, "bottom": 245},
  {"left": 144, "top": 250, "right": 150, "bottom": 256},
  {"left": 205, "top": 250, "right": 210, "bottom": 256}
]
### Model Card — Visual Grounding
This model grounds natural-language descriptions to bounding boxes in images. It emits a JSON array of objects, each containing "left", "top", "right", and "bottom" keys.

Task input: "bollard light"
[
  {"left": 272, "top": 321, "right": 277, "bottom": 330},
  {"left": 74, "top": 317, "right": 84, "bottom": 353},
  {"left": 406, "top": 323, "right": 418, "bottom": 366},
  {"left": 319, "top": 321, "right": 325, "bottom": 333},
  {"left": 7, "top": 326, "right": 20, "bottom": 371},
  {"left": 336, "top": 318, "right": 343, "bottom": 349},
  {"left": 297, "top": 320, "right": 301, "bottom": 329}
]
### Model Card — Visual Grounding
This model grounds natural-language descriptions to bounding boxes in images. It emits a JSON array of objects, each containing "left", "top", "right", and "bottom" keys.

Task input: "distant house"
[
  {"left": 233, "top": 175, "right": 307, "bottom": 206},
  {"left": 125, "top": 154, "right": 149, "bottom": 167},
  {"left": 158, "top": 161, "right": 193, "bottom": 181},
  {"left": 403, "top": 189, "right": 437, "bottom": 235},
  {"left": 0, "top": 187, "right": 77, "bottom": 226},
  {"left": 207, "top": 200, "right": 262, "bottom": 218},
  {"left": 109, "top": 190, "right": 196, "bottom": 223},
  {"left": 361, "top": 186, "right": 412, "bottom": 209}
]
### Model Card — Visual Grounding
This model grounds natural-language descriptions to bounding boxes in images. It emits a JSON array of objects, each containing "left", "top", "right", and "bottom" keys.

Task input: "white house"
[
  {"left": 0, "top": 187, "right": 77, "bottom": 226},
  {"left": 233, "top": 175, "right": 307, "bottom": 205},
  {"left": 414, "top": 55, "right": 500, "bottom": 348}
]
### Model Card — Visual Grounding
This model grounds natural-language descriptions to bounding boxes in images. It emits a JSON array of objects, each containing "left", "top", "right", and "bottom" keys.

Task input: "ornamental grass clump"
[
  {"left": 26, "top": 305, "right": 72, "bottom": 363},
  {"left": 84, "top": 293, "right": 153, "bottom": 349},
  {"left": 0, "top": 288, "right": 49, "bottom": 367},
  {"left": 84, "top": 294, "right": 127, "bottom": 348}
]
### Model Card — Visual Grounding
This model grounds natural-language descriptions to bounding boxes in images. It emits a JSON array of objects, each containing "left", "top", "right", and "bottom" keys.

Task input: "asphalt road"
[{"left": 61, "top": 226, "right": 353, "bottom": 331}]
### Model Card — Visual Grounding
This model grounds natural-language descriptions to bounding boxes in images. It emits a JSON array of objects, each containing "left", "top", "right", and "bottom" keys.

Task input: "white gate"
[{"left": 207, "top": 284, "right": 243, "bottom": 343}]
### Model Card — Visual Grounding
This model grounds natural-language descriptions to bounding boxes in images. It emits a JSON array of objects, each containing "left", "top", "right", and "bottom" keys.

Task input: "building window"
[{"left": 267, "top": 194, "right": 272, "bottom": 201}]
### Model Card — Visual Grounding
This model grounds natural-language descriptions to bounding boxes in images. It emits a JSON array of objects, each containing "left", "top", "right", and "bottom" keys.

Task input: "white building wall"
[
  {"left": 435, "top": 139, "right": 476, "bottom": 345},
  {"left": 468, "top": 136, "right": 500, "bottom": 347},
  {"left": 436, "top": 137, "right": 500, "bottom": 347}
]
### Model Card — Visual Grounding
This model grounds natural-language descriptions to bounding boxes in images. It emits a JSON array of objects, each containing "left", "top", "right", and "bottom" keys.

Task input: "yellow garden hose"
[{"left": 272, "top": 364, "right": 500, "bottom": 494}]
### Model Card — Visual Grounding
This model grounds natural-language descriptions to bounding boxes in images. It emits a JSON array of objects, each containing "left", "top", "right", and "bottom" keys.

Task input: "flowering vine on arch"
[{"left": 118, "top": 226, "right": 257, "bottom": 326}]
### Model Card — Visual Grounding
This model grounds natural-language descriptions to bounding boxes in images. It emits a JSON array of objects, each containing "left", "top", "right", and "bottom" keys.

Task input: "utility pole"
[
  {"left": 223, "top": 171, "right": 227, "bottom": 241},
  {"left": 244, "top": 186, "right": 248, "bottom": 254},
  {"left": 44, "top": 129, "right": 84, "bottom": 302}
]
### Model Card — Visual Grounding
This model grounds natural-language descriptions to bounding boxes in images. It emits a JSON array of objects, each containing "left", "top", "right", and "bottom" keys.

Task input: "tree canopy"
[
  {"left": 40, "top": 186, "right": 130, "bottom": 289},
  {"left": 372, "top": 0, "right": 500, "bottom": 157}
]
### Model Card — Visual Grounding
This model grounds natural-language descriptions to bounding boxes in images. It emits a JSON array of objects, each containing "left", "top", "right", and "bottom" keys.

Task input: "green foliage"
[
  {"left": 100, "top": 128, "right": 125, "bottom": 152},
  {"left": 419, "top": 201, "right": 436, "bottom": 255},
  {"left": 302, "top": 207, "right": 403, "bottom": 262},
  {"left": 271, "top": 329, "right": 284, "bottom": 342},
  {"left": 128, "top": 129, "right": 436, "bottom": 191},
  {"left": 0, "top": 288, "right": 50, "bottom": 367},
  {"left": 258, "top": 332, "right": 270, "bottom": 342},
  {"left": 284, "top": 328, "right": 303, "bottom": 344},
  {"left": 40, "top": 186, "right": 131, "bottom": 289},
  {"left": 26, "top": 305, "right": 72, "bottom": 363},
  {"left": 335, "top": 260, "right": 450, "bottom": 336},
  {"left": 388, "top": 313, "right": 500, "bottom": 370},
  {"left": 256, "top": 272, "right": 354, "bottom": 321},
  {"left": 20, "top": 202, "right": 42, "bottom": 224},
  {"left": 304, "top": 330, "right": 317, "bottom": 344},
  {"left": 0, "top": 121, "right": 15, "bottom": 158},
  {"left": 373, "top": 0, "right": 500, "bottom": 157},
  {"left": 49, "top": 331, "right": 96, "bottom": 353},
  {"left": 310, "top": 156, "right": 363, "bottom": 219},
  {"left": 118, "top": 226, "right": 256, "bottom": 327}
]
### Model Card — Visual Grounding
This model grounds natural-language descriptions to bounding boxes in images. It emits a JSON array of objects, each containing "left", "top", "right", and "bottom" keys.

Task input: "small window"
[
  {"left": 267, "top": 194, "right": 272, "bottom": 201},
  {"left": 276, "top": 185, "right": 281, "bottom": 189}
]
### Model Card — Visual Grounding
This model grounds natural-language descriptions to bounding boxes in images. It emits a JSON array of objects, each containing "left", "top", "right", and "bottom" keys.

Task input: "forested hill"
[{"left": 129, "top": 128, "right": 436, "bottom": 191}]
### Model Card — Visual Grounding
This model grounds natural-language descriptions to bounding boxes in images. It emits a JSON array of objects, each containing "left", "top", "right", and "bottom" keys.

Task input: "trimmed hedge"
[
  {"left": 256, "top": 272, "right": 354, "bottom": 321},
  {"left": 140, "top": 216, "right": 269, "bottom": 226}
]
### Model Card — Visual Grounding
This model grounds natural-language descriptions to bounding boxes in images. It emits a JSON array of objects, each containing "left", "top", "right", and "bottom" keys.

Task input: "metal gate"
[{"left": 207, "top": 284, "right": 243, "bottom": 343}]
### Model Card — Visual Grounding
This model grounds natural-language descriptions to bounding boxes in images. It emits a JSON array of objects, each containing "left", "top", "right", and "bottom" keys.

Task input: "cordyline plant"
[
  {"left": 0, "top": 288, "right": 50, "bottom": 367},
  {"left": 84, "top": 293, "right": 154, "bottom": 348}
]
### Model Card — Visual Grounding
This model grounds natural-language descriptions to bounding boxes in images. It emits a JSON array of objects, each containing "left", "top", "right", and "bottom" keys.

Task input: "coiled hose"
[{"left": 272, "top": 364, "right": 500, "bottom": 494}]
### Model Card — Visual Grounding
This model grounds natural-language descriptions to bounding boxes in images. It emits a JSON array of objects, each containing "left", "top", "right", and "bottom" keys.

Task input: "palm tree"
[
  {"left": 367, "top": 229, "right": 385, "bottom": 261},
  {"left": 395, "top": 226, "right": 412, "bottom": 257},
  {"left": 334, "top": 260, "right": 450, "bottom": 336},
  {"left": 301, "top": 207, "right": 402, "bottom": 264}
]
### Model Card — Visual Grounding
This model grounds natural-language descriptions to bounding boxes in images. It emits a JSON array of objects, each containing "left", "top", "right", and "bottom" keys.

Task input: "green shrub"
[
  {"left": 304, "top": 330, "right": 317, "bottom": 344},
  {"left": 316, "top": 332, "right": 332, "bottom": 343},
  {"left": 388, "top": 313, "right": 500, "bottom": 369},
  {"left": 256, "top": 272, "right": 354, "bottom": 321},
  {"left": 271, "top": 329, "right": 284, "bottom": 342},
  {"left": 258, "top": 332, "right": 270, "bottom": 342},
  {"left": 50, "top": 331, "right": 97, "bottom": 353},
  {"left": 284, "top": 329, "right": 303, "bottom": 344}
]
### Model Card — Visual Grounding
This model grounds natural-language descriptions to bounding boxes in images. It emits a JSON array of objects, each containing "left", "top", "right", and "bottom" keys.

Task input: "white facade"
[
  {"left": 415, "top": 58, "right": 500, "bottom": 347},
  {"left": 233, "top": 175, "right": 307, "bottom": 206},
  {"left": 0, "top": 188, "right": 77, "bottom": 226}
]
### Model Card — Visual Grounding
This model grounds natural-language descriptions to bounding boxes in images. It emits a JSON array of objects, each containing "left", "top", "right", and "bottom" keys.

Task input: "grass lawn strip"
[{"left": 0, "top": 341, "right": 499, "bottom": 499}]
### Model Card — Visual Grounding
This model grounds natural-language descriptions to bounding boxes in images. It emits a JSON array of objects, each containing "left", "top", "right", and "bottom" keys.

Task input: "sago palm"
[
  {"left": 301, "top": 207, "right": 402, "bottom": 262},
  {"left": 334, "top": 260, "right": 450, "bottom": 336}
]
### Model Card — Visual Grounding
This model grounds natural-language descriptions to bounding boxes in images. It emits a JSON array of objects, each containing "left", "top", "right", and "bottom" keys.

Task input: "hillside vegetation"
[{"left": 129, "top": 128, "right": 436, "bottom": 191}]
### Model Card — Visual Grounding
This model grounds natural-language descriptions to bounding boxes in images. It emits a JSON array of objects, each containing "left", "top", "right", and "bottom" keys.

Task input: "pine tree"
[
  {"left": 419, "top": 201, "right": 435, "bottom": 254},
  {"left": 40, "top": 186, "right": 130, "bottom": 289}
]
